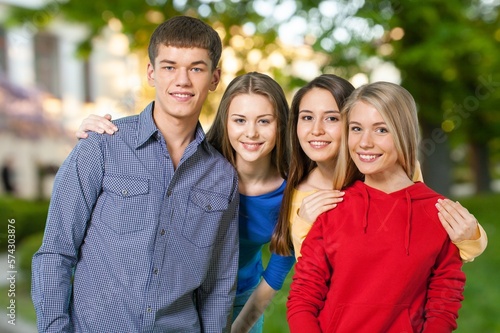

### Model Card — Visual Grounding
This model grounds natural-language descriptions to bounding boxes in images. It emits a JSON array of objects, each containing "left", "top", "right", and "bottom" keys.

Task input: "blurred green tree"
[
  {"left": 285, "top": 0, "right": 500, "bottom": 194},
  {"left": 351, "top": 0, "right": 500, "bottom": 194},
  {"left": 5, "top": 0, "right": 500, "bottom": 194}
]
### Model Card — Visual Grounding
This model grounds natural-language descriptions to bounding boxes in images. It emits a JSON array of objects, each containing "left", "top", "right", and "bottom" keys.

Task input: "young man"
[{"left": 32, "top": 16, "right": 239, "bottom": 332}]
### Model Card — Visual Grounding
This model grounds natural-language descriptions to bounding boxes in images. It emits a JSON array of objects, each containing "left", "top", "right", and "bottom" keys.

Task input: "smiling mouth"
[
  {"left": 170, "top": 92, "right": 194, "bottom": 98},
  {"left": 309, "top": 141, "right": 330, "bottom": 148},
  {"left": 358, "top": 154, "right": 380, "bottom": 162},
  {"left": 242, "top": 142, "right": 263, "bottom": 150}
]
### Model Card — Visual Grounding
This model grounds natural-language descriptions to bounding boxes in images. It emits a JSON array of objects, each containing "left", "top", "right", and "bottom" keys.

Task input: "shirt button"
[
  {"left": 206, "top": 205, "right": 212, "bottom": 211},
  {"left": 153, "top": 268, "right": 159, "bottom": 275},
  {"left": 167, "top": 190, "right": 172, "bottom": 197},
  {"left": 160, "top": 229, "right": 165, "bottom": 236},
  {"left": 121, "top": 189, "right": 128, "bottom": 196},
  {"left": 147, "top": 307, "right": 152, "bottom": 313}
]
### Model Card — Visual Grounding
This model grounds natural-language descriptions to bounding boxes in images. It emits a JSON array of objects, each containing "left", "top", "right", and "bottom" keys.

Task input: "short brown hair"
[{"left": 148, "top": 16, "right": 222, "bottom": 71}]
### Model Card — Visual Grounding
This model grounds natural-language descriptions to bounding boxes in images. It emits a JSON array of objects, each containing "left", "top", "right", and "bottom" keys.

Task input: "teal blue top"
[{"left": 237, "top": 180, "right": 295, "bottom": 294}]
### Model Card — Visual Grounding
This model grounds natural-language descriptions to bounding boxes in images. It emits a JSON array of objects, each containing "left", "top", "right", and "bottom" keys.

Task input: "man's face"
[{"left": 147, "top": 45, "right": 221, "bottom": 123}]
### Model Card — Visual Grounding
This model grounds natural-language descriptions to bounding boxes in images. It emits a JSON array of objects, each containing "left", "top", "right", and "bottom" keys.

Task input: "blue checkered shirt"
[{"left": 32, "top": 102, "right": 240, "bottom": 333}]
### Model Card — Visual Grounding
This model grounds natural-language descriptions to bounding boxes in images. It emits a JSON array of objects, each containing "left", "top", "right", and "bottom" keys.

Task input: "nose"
[
  {"left": 175, "top": 68, "right": 191, "bottom": 87},
  {"left": 311, "top": 120, "right": 324, "bottom": 136},
  {"left": 245, "top": 123, "right": 258, "bottom": 139},
  {"left": 359, "top": 130, "right": 374, "bottom": 149}
]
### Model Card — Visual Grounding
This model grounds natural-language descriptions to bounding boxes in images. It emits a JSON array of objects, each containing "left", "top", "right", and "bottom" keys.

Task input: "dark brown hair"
[
  {"left": 270, "top": 74, "right": 355, "bottom": 256},
  {"left": 148, "top": 16, "right": 222, "bottom": 71}
]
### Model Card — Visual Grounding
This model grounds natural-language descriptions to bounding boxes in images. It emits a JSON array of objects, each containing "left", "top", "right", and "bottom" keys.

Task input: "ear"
[
  {"left": 209, "top": 67, "right": 221, "bottom": 91},
  {"left": 147, "top": 63, "right": 155, "bottom": 87}
]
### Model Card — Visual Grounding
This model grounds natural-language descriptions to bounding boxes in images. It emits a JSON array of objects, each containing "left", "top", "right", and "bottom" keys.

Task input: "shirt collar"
[
  {"left": 136, "top": 102, "right": 158, "bottom": 148},
  {"left": 135, "top": 101, "right": 208, "bottom": 150}
]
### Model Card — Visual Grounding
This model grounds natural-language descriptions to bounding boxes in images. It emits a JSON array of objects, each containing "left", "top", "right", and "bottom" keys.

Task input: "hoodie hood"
[{"left": 350, "top": 180, "right": 444, "bottom": 256}]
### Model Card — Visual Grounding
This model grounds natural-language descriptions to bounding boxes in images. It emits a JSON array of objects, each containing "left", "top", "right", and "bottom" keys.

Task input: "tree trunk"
[
  {"left": 469, "top": 142, "right": 492, "bottom": 193},
  {"left": 419, "top": 123, "right": 452, "bottom": 197}
]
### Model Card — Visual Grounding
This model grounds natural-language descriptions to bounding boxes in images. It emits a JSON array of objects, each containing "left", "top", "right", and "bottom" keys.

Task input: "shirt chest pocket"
[
  {"left": 182, "top": 188, "right": 230, "bottom": 248},
  {"left": 100, "top": 175, "right": 151, "bottom": 234}
]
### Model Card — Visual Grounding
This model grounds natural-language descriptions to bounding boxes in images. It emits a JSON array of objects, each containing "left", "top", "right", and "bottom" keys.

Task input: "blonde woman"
[{"left": 287, "top": 82, "right": 467, "bottom": 332}]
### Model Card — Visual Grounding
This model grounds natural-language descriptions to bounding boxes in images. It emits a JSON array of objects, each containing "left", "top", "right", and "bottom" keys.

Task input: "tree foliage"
[{"left": 6, "top": 0, "right": 500, "bottom": 193}]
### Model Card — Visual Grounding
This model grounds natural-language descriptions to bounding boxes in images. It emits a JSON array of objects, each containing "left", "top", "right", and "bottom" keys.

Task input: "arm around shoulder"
[{"left": 454, "top": 222, "right": 488, "bottom": 263}]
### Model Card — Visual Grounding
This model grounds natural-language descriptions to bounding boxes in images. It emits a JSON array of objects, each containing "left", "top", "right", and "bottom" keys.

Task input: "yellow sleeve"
[
  {"left": 414, "top": 160, "right": 488, "bottom": 263},
  {"left": 413, "top": 160, "right": 423, "bottom": 182},
  {"left": 291, "top": 213, "right": 313, "bottom": 261},
  {"left": 289, "top": 189, "right": 316, "bottom": 261},
  {"left": 454, "top": 223, "right": 488, "bottom": 263}
]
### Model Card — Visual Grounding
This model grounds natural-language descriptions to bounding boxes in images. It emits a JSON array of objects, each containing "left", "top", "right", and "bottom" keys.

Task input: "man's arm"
[
  {"left": 197, "top": 172, "right": 239, "bottom": 333},
  {"left": 31, "top": 135, "right": 104, "bottom": 332}
]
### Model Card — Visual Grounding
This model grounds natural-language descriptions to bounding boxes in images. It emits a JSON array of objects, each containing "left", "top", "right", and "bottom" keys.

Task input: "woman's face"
[
  {"left": 296, "top": 88, "right": 342, "bottom": 165},
  {"left": 227, "top": 93, "right": 277, "bottom": 165},
  {"left": 348, "top": 101, "right": 405, "bottom": 183}
]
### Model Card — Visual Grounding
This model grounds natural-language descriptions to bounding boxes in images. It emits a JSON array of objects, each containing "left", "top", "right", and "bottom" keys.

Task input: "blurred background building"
[
  {"left": 0, "top": 0, "right": 142, "bottom": 199},
  {"left": 1, "top": 0, "right": 498, "bottom": 199}
]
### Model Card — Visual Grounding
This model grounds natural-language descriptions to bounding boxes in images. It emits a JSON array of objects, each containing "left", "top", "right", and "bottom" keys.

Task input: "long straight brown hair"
[
  {"left": 270, "top": 74, "right": 355, "bottom": 256},
  {"left": 206, "top": 72, "right": 290, "bottom": 179}
]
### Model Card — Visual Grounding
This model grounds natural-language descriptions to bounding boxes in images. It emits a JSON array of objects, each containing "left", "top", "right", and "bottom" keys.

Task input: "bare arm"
[
  {"left": 75, "top": 114, "right": 118, "bottom": 139},
  {"left": 231, "top": 279, "right": 277, "bottom": 333}
]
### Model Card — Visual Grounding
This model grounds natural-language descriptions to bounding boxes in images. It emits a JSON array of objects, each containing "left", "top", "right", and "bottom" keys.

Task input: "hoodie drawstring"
[
  {"left": 362, "top": 186, "right": 369, "bottom": 233},
  {"left": 359, "top": 182, "right": 413, "bottom": 255},
  {"left": 405, "top": 191, "right": 412, "bottom": 256}
]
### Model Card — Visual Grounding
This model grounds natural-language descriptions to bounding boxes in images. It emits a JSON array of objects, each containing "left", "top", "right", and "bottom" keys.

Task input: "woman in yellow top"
[{"left": 270, "top": 74, "right": 487, "bottom": 262}]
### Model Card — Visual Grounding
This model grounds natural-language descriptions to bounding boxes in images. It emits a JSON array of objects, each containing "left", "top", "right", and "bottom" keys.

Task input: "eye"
[
  {"left": 258, "top": 118, "right": 272, "bottom": 125},
  {"left": 325, "top": 115, "right": 340, "bottom": 122},
  {"left": 233, "top": 118, "right": 245, "bottom": 124},
  {"left": 162, "top": 66, "right": 174, "bottom": 71},
  {"left": 350, "top": 126, "right": 361, "bottom": 132},
  {"left": 191, "top": 67, "right": 203, "bottom": 72},
  {"left": 300, "top": 115, "right": 313, "bottom": 121},
  {"left": 376, "top": 127, "right": 389, "bottom": 134}
]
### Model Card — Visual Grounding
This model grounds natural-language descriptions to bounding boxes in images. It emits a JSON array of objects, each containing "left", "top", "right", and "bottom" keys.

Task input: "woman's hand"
[
  {"left": 298, "top": 190, "right": 344, "bottom": 224},
  {"left": 436, "top": 198, "right": 480, "bottom": 242},
  {"left": 75, "top": 114, "right": 118, "bottom": 139}
]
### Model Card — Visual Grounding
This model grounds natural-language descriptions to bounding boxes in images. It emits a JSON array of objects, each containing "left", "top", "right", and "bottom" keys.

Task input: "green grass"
[
  {"left": 454, "top": 194, "right": 500, "bottom": 333},
  {"left": 2, "top": 194, "right": 499, "bottom": 331},
  {"left": 0, "top": 195, "right": 49, "bottom": 249}
]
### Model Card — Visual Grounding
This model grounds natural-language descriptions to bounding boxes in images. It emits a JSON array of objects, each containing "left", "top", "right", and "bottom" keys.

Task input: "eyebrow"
[
  {"left": 158, "top": 59, "right": 209, "bottom": 67},
  {"left": 230, "top": 113, "right": 275, "bottom": 118},
  {"left": 349, "top": 121, "right": 386, "bottom": 126},
  {"left": 299, "top": 109, "right": 340, "bottom": 114}
]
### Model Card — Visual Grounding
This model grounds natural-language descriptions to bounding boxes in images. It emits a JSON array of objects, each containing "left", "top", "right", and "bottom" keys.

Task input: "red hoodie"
[{"left": 287, "top": 181, "right": 465, "bottom": 333}]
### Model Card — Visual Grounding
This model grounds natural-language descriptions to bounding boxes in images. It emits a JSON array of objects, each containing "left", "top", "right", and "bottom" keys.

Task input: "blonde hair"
[{"left": 333, "top": 81, "right": 419, "bottom": 190}]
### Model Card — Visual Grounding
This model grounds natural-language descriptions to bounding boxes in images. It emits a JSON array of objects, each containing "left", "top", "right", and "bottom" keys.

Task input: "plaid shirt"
[{"left": 32, "top": 102, "right": 239, "bottom": 332}]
